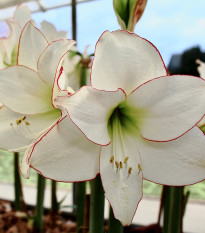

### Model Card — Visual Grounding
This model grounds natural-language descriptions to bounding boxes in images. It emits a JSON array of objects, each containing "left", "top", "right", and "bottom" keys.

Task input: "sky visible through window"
[{"left": 1, "top": 0, "right": 205, "bottom": 66}]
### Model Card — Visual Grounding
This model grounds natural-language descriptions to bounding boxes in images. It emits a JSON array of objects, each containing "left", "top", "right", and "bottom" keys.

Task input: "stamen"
[
  {"left": 10, "top": 117, "right": 36, "bottom": 139},
  {"left": 138, "top": 163, "right": 142, "bottom": 175},
  {"left": 115, "top": 161, "right": 119, "bottom": 169},
  {"left": 119, "top": 161, "right": 123, "bottom": 169},
  {"left": 124, "top": 156, "right": 129, "bottom": 164},
  {"left": 128, "top": 167, "right": 132, "bottom": 175},
  {"left": 16, "top": 119, "right": 21, "bottom": 125}
]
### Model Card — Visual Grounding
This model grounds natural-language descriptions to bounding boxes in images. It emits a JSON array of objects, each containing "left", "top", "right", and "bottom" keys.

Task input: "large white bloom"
[
  {"left": 24, "top": 31, "right": 205, "bottom": 225},
  {"left": 0, "top": 21, "right": 100, "bottom": 181}
]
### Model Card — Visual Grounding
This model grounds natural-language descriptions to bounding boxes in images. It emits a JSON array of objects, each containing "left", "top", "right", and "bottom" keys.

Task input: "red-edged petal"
[
  {"left": 91, "top": 30, "right": 167, "bottom": 94},
  {"left": 56, "top": 86, "right": 126, "bottom": 145},
  {"left": 24, "top": 116, "right": 100, "bottom": 182},
  {"left": 128, "top": 75, "right": 205, "bottom": 142}
]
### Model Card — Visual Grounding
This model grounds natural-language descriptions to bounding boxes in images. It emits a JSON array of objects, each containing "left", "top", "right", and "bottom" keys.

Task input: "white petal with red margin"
[
  {"left": 27, "top": 116, "right": 100, "bottom": 182},
  {"left": 18, "top": 21, "right": 48, "bottom": 71},
  {"left": 56, "top": 86, "right": 126, "bottom": 145},
  {"left": 138, "top": 127, "right": 205, "bottom": 185},
  {"left": 38, "top": 39, "right": 75, "bottom": 86},
  {"left": 0, "top": 106, "right": 60, "bottom": 151},
  {"left": 91, "top": 30, "right": 167, "bottom": 94},
  {"left": 0, "top": 66, "right": 53, "bottom": 114},
  {"left": 100, "top": 135, "right": 143, "bottom": 226},
  {"left": 128, "top": 75, "right": 205, "bottom": 141}
]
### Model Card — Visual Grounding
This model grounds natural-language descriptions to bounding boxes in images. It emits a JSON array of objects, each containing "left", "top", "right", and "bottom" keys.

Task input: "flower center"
[{"left": 107, "top": 100, "right": 143, "bottom": 176}]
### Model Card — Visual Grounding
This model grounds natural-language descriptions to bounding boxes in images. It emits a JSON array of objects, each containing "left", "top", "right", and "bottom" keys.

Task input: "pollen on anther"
[
  {"left": 110, "top": 155, "right": 114, "bottom": 163},
  {"left": 25, "top": 121, "right": 30, "bottom": 126},
  {"left": 120, "top": 161, "right": 123, "bottom": 169},
  {"left": 16, "top": 119, "right": 21, "bottom": 125},
  {"left": 115, "top": 161, "right": 119, "bottom": 169},
  {"left": 124, "top": 156, "right": 129, "bottom": 164},
  {"left": 138, "top": 164, "right": 142, "bottom": 171},
  {"left": 128, "top": 167, "right": 132, "bottom": 175},
  {"left": 23, "top": 116, "right": 26, "bottom": 121}
]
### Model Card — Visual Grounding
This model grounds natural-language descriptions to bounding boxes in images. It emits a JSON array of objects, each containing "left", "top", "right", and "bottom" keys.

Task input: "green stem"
[
  {"left": 76, "top": 182, "right": 86, "bottom": 233},
  {"left": 80, "top": 66, "right": 87, "bottom": 87},
  {"left": 72, "top": 0, "right": 77, "bottom": 41},
  {"left": 108, "top": 206, "right": 123, "bottom": 233},
  {"left": 33, "top": 174, "right": 46, "bottom": 232},
  {"left": 89, "top": 175, "right": 105, "bottom": 233},
  {"left": 163, "top": 186, "right": 184, "bottom": 233},
  {"left": 14, "top": 152, "right": 24, "bottom": 211},
  {"left": 51, "top": 180, "right": 58, "bottom": 213}
]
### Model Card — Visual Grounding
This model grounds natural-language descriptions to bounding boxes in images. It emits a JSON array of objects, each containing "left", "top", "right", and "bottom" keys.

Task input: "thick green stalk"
[
  {"left": 76, "top": 182, "right": 86, "bottom": 233},
  {"left": 14, "top": 152, "right": 24, "bottom": 211},
  {"left": 163, "top": 186, "right": 184, "bottom": 233},
  {"left": 89, "top": 175, "right": 105, "bottom": 233},
  {"left": 72, "top": 0, "right": 77, "bottom": 41},
  {"left": 33, "top": 174, "right": 46, "bottom": 232},
  {"left": 80, "top": 66, "right": 87, "bottom": 87},
  {"left": 108, "top": 207, "right": 123, "bottom": 233},
  {"left": 51, "top": 180, "right": 58, "bottom": 213}
]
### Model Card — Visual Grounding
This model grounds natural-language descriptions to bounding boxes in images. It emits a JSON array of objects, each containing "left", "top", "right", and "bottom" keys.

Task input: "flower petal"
[
  {"left": 14, "top": 5, "right": 31, "bottom": 29},
  {"left": 91, "top": 30, "right": 167, "bottom": 94},
  {"left": 18, "top": 21, "right": 48, "bottom": 71},
  {"left": 0, "top": 66, "right": 53, "bottom": 114},
  {"left": 138, "top": 127, "right": 205, "bottom": 185},
  {"left": 38, "top": 39, "right": 76, "bottom": 86},
  {"left": 56, "top": 86, "right": 126, "bottom": 145},
  {"left": 128, "top": 75, "right": 205, "bottom": 141},
  {"left": 0, "top": 106, "right": 60, "bottom": 151},
  {"left": 25, "top": 116, "right": 100, "bottom": 182},
  {"left": 40, "top": 20, "right": 67, "bottom": 43},
  {"left": 100, "top": 135, "right": 143, "bottom": 226}
]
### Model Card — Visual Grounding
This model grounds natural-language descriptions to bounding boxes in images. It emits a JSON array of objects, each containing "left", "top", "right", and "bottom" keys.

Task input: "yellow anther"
[
  {"left": 124, "top": 156, "right": 129, "bottom": 164},
  {"left": 128, "top": 167, "right": 132, "bottom": 175},
  {"left": 120, "top": 161, "right": 123, "bottom": 169},
  {"left": 25, "top": 121, "right": 30, "bottom": 126},
  {"left": 16, "top": 119, "right": 21, "bottom": 125},
  {"left": 22, "top": 116, "right": 26, "bottom": 121},
  {"left": 115, "top": 161, "right": 119, "bottom": 169},
  {"left": 138, "top": 164, "right": 142, "bottom": 174},
  {"left": 110, "top": 155, "right": 114, "bottom": 163}
]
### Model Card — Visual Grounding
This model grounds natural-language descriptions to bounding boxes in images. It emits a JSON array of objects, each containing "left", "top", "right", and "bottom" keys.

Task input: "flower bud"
[{"left": 113, "top": 0, "right": 147, "bottom": 32}]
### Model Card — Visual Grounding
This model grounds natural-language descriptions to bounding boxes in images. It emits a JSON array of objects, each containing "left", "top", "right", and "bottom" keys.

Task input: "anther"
[
  {"left": 115, "top": 161, "right": 119, "bottom": 169},
  {"left": 10, "top": 123, "right": 13, "bottom": 126},
  {"left": 110, "top": 155, "right": 114, "bottom": 163},
  {"left": 25, "top": 121, "right": 30, "bottom": 126},
  {"left": 138, "top": 164, "right": 142, "bottom": 174},
  {"left": 124, "top": 156, "right": 129, "bottom": 164},
  {"left": 120, "top": 161, "right": 123, "bottom": 169},
  {"left": 128, "top": 167, "right": 132, "bottom": 175},
  {"left": 22, "top": 116, "right": 26, "bottom": 121},
  {"left": 16, "top": 119, "right": 21, "bottom": 125}
]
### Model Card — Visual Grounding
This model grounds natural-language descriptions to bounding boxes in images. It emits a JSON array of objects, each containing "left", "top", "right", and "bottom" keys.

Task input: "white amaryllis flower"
[
  {"left": 22, "top": 30, "right": 205, "bottom": 225},
  {"left": 0, "top": 5, "right": 31, "bottom": 68},
  {"left": 0, "top": 21, "right": 100, "bottom": 180}
]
